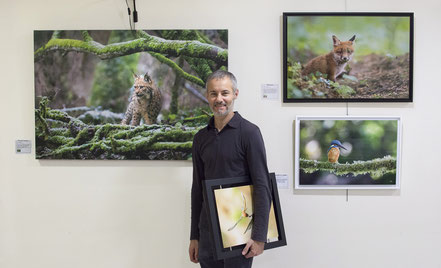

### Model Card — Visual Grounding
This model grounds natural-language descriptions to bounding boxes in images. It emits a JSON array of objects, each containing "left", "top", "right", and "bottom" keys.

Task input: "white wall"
[{"left": 1, "top": 0, "right": 441, "bottom": 267}]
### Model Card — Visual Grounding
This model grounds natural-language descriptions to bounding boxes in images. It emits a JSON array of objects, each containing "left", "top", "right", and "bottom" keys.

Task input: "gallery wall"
[{"left": 1, "top": 0, "right": 441, "bottom": 267}]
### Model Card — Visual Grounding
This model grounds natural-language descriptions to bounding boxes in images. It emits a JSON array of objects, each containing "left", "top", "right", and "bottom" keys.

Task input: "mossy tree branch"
[
  {"left": 34, "top": 30, "right": 228, "bottom": 66},
  {"left": 300, "top": 156, "right": 397, "bottom": 177},
  {"left": 150, "top": 30, "right": 222, "bottom": 81},
  {"left": 149, "top": 52, "right": 204, "bottom": 87},
  {"left": 35, "top": 98, "right": 204, "bottom": 160}
]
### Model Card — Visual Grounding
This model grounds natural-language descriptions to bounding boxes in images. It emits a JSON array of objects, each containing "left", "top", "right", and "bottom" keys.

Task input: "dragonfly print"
[{"left": 227, "top": 192, "right": 254, "bottom": 234}]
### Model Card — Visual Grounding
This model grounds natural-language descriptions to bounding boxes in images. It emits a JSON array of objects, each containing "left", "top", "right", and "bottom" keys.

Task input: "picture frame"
[
  {"left": 203, "top": 173, "right": 287, "bottom": 260},
  {"left": 294, "top": 116, "right": 401, "bottom": 189},
  {"left": 34, "top": 29, "right": 228, "bottom": 160},
  {"left": 283, "top": 12, "right": 414, "bottom": 102}
]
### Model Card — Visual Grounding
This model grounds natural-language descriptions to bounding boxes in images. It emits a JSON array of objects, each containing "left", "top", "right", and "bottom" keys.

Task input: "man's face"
[{"left": 206, "top": 77, "right": 238, "bottom": 117}]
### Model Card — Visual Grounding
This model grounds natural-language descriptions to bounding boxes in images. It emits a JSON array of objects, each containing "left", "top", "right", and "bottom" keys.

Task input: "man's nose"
[{"left": 215, "top": 94, "right": 223, "bottom": 102}]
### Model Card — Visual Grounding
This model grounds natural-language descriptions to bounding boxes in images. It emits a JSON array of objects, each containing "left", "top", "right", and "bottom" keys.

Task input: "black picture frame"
[
  {"left": 203, "top": 173, "right": 287, "bottom": 260},
  {"left": 283, "top": 12, "right": 414, "bottom": 102}
]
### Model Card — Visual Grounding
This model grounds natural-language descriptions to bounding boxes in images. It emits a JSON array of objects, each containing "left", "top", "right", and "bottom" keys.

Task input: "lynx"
[{"left": 121, "top": 73, "right": 162, "bottom": 126}]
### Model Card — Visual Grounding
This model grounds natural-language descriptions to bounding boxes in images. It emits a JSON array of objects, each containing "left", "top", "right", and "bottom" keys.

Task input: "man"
[{"left": 189, "top": 70, "right": 271, "bottom": 267}]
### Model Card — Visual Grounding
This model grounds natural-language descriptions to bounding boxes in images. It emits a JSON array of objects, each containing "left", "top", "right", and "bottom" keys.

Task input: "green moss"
[
  {"left": 184, "top": 57, "right": 215, "bottom": 82},
  {"left": 334, "top": 84, "right": 356, "bottom": 98},
  {"left": 47, "top": 135, "right": 75, "bottom": 145},
  {"left": 299, "top": 156, "right": 397, "bottom": 177},
  {"left": 35, "top": 30, "right": 227, "bottom": 70},
  {"left": 218, "top": 50, "right": 228, "bottom": 63},
  {"left": 183, "top": 114, "right": 211, "bottom": 126},
  {"left": 150, "top": 141, "right": 193, "bottom": 150},
  {"left": 89, "top": 140, "right": 112, "bottom": 151},
  {"left": 150, "top": 52, "right": 205, "bottom": 86},
  {"left": 81, "top": 30, "right": 93, "bottom": 42}
]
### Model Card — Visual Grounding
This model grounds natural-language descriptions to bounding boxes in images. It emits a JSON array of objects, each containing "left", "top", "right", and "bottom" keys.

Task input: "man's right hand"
[{"left": 189, "top": 239, "right": 199, "bottom": 263}]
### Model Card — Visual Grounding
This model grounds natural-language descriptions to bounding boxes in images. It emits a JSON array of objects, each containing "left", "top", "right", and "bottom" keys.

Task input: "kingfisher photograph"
[
  {"left": 294, "top": 116, "right": 401, "bottom": 189},
  {"left": 34, "top": 29, "right": 227, "bottom": 160}
]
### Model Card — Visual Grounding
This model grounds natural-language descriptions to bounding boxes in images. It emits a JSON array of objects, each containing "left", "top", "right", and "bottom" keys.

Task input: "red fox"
[{"left": 301, "top": 35, "right": 356, "bottom": 82}]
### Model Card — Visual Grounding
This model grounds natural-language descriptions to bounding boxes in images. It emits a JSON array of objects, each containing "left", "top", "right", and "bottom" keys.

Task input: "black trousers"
[
  {"left": 198, "top": 203, "right": 254, "bottom": 268},
  {"left": 199, "top": 255, "right": 253, "bottom": 268}
]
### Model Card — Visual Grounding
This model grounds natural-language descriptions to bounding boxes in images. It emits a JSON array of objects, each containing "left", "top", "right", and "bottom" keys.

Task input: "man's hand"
[
  {"left": 189, "top": 240, "right": 199, "bottom": 263},
  {"left": 242, "top": 239, "right": 265, "bottom": 259}
]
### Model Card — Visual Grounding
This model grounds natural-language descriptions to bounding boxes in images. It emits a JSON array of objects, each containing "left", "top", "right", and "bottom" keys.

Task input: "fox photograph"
[
  {"left": 34, "top": 29, "right": 227, "bottom": 160},
  {"left": 283, "top": 13, "right": 413, "bottom": 102},
  {"left": 295, "top": 116, "right": 401, "bottom": 189}
]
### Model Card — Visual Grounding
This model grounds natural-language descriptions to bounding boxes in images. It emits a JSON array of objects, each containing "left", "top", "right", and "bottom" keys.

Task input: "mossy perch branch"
[
  {"left": 300, "top": 156, "right": 397, "bottom": 177},
  {"left": 34, "top": 30, "right": 227, "bottom": 66}
]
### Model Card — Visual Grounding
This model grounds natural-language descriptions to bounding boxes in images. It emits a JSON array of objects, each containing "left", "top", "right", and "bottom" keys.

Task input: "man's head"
[{"left": 205, "top": 70, "right": 239, "bottom": 117}]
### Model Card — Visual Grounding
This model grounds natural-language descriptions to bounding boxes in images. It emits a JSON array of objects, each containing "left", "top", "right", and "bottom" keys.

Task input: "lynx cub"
[{"left": 121, "top": 73, "right": 162, "bottom": 126}]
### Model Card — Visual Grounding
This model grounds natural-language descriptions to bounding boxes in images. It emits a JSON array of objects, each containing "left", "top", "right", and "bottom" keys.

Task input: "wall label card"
[
  {"left": 16, "top": 140, "right": 31, "bottom": 154},
  {"left": 261, "top": 84, "right": 279, "bottom": 100},
  {"left": 275, "top": 174, "right": 289, "bottom": 189}
]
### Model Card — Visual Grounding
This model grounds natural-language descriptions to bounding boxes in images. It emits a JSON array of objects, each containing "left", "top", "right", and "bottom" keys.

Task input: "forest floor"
[
  {"left": 341, "top": 53, "right": 410, "bottom": 99},
  {"left": 288, "top": 53, "right": 411, "bottom": 100}
]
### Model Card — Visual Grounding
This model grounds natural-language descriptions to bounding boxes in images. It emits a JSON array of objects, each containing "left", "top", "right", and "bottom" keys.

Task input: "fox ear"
[
  {"left": 144, "top": 73, "right": 152, "bottom": 83},
  {"left": 332, "top": 35, "right": 341, "bottom": 47},
  {"left": 349, "top": 35, "right": 356, "bottom": 42}
]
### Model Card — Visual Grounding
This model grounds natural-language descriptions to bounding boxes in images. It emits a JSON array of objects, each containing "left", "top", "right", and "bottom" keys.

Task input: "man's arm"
[
  {"left": 244, "top": 126, "right": 272, "bottom": 250},
  {"left": 242, "top": 239, "right": 265, "bottom": 258},
  {"left": 189, "top": 239, "right": 199, "bottom": 263},
  {"left": 189, "top": 133, "right": 204, "bottom": 260},
  {"left": 190, "top": 134, "right": 204, "bottom": 240}
]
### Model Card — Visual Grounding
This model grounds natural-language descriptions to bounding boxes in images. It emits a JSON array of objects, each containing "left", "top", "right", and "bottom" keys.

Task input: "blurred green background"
[
  {"left": 299, "top": 119, "right": 398, "bottom": 163},
  {"left": 287, "top": 16, "right": 411, "bottom": 63}
]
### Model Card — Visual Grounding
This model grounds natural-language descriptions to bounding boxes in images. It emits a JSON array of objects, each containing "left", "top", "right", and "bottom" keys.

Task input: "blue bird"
[{"left": 327, "top": 140, "right": 347, "bottom": 163}]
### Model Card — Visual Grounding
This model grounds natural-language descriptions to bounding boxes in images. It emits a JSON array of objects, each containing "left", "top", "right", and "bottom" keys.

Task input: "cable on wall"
[
  {"left": 124, "top": 0, "right": 138, "bottom": 30},
  {"left": 133, "top": 0, "right": 138, "bottom": 24},
  {"left": 125, "top": 0, "right": 133, "bottom": 30}
]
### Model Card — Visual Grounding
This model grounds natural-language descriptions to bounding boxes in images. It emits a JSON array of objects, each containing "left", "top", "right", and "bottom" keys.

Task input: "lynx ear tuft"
[
  {"left": 349, "top": 35, "right": 356, "bottom": 42},
  {"left": 332, "top": 35, "right": 341, "bottom": 47},
  {"left": 144, "top": 73, "right": 152, "bottom": 83}
]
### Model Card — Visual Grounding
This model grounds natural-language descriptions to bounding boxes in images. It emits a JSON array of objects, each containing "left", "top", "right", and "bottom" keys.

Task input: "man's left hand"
[{"left": 242, "top": 239, "right": 265, "bottom": 259}]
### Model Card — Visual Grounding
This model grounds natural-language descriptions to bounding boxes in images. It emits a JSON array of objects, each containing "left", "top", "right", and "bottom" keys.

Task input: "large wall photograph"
[
  {"left": 283, "top": 13, "right": 413, "bottom": 102},
  {"left": 34, "top": 30, "right": 228, "bottom": 160}
]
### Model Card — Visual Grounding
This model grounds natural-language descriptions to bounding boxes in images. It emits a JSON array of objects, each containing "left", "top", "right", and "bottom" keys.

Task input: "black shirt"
[{"left": 190, "top": 112, "right": 271, "bottom": 245}]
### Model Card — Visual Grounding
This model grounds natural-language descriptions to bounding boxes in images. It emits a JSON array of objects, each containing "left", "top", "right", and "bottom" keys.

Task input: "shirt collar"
[{"left": 208, "top": 111, "right": 241, "bottom": 129}]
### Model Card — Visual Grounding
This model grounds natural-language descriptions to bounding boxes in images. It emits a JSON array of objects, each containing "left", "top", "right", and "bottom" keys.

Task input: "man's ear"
[{"left": 234, "top": 88, "right": 239, "bottom": 99}]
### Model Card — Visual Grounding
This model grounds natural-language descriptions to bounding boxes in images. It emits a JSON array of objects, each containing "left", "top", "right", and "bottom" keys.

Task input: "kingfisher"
[{"left": 327, "top": 140, "right": 347, "bottom": 163}]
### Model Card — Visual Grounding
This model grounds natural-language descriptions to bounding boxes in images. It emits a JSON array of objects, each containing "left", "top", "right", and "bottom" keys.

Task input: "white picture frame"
[{"left": 294, "top": 116, "right": 401, "bottom": 189}]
